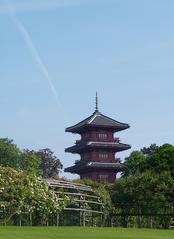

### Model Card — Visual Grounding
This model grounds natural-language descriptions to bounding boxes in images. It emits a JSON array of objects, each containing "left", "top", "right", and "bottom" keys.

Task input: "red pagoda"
[{"left": 64, "top": 94, "right": 131, "bottom": 183}]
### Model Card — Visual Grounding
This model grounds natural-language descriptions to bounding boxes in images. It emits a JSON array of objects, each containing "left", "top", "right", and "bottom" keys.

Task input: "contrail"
[{"left": 3, "top": 0, "right": 61, "bottom": 108}]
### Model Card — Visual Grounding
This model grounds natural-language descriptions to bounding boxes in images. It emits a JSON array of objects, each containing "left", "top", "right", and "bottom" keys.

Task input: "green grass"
[{"left": 0, "top": 227, "right": 174, "bottom": 239}]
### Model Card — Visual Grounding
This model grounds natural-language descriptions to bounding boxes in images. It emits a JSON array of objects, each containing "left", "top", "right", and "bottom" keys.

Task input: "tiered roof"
[{"left": 66, "top": 110, "right": 130, "bottom": 133}]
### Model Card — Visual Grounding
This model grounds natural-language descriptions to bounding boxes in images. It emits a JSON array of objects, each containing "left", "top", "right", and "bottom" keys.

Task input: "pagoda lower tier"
[{"left": 64, "top": 160, "right": 123, "bottom": 183}]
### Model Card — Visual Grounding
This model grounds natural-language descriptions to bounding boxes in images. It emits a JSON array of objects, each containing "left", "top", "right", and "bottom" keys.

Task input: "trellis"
[
  {"left": 47, "top": 179, "right": 104, "bottom": 226},
  {"left": 0, "top": 179, "right": 104, "bottom": 227}
]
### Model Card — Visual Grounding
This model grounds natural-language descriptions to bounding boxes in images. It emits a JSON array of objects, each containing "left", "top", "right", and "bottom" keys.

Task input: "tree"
[
  {"left": 20, "top": 150, "right": 41, "bottom": 176},
  {"left": 0, "top": 137, "right": 63, "bottom": 177},
  {"left": 111, "top": 171, "right": 174, "bottom": 228},
  {"left": 122, "top": 151, "right": 147, "bottom": 177},
  {"left": 122, "top": 144, "right": 174, "bottom": 178},
  {"left": 0, "top": 166, "right": 68, "bottom": 225},
  {"left": 141, "top": 144, "right": 159, "bottom": 156},
  {"left": 0, "top": 138, "right": 21, "bottom": 169},
  {"left": 112, "top": 171, "right": 173, "bottom": 206},
  {"left": 147, "top": 144, "right": 174, "bottom": 178},
  {"left": 36, "top": 148, "right": 62, "bottom": 178}
]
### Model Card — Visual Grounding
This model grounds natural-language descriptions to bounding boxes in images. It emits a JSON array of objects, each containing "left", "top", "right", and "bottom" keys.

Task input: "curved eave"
[
  {"left": 64, "top": 162, "right": 123, "bottom": 174},
  {"left": 65, "top": 110, "right": 130, "bottom": 134},
  {"left": 65, "top": 142, "right": 131, "bottom": 154},
  {"left": 88, "top": 162, "right": 123, "bottom": 170},
  {"left": 66, "top": 124, "right": 130, "bottom": 133}
]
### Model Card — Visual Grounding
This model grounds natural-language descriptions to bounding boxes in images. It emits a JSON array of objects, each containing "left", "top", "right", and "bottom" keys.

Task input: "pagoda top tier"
[{"left": 66, "top": 109, "right": 130, "bottom": 133}]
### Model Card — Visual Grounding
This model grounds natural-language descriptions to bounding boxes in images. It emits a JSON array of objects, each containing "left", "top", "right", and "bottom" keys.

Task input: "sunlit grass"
[{"left": 0, "top": 227, "right": 174, "bottom": 239}]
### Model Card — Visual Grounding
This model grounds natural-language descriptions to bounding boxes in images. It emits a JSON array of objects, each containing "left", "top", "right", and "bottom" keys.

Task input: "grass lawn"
[{"left": 0, "top": 227, "right": 174, "bottom": 239}]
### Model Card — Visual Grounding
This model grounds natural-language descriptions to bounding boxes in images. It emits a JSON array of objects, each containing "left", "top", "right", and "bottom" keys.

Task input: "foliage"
[
  {"left": 111, "top": 171, "right": 174, "bottom": 228},
  {"left": 112, "top": 171, "right": 173, "bottom": 207},
  {"left": 31, "top": 148, "right": 63, "bottom": 178},
  {"left": 122, "top": 144, "right": 174, "bottom": 178},
  {"left": 141, "top": 144, "right": 159, "bottom": 156},
  {"left": 122, "top": 151, "right": 147, "bottom": 177},
  {"left": 112, "top": 143, "right": 174, "bottom": 228},
  {"left": 20, "top": 150, "right": 41, "bottom": 176},
  {"left": 0, "top": 138, "right": 63, "bottom": 178},
  {"left": 147, "top": 144, "right": 174, "bottom": 178},
  {"left": 76, "top": 178, "right": 112, "bottom": 219},
  {"left": 0, "top": 138, "right": 20, "bottom": 170},
  {"left": 0, "top": 167, "right": 68, "bottom": 225}
]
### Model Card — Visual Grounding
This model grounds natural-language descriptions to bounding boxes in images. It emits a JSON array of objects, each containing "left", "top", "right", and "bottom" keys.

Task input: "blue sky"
[{"left": 1, "top": 0, "right": 174, "bottom": 179}]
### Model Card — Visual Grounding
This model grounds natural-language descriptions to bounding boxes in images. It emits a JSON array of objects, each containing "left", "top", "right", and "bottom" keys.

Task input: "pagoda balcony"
[
  {"left": 94, "top": 158, "right": 121, "bottom": 163},
  {"left": 75, "top": 138, "right": 120, "bottom": 144},
  {"left": 75, "top": 158, "right": 121, "bottom": 164},
  {"left": 113, "top": 137, "right": 120, "bottom": 143},
  {"left": 65, "top": 141, "right": 131, "bottom": 154}
]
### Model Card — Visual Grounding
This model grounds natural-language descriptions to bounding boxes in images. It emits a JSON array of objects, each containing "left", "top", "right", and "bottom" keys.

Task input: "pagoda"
[{"left": 64, "top": 94, "right": 131, "bottom": 183}]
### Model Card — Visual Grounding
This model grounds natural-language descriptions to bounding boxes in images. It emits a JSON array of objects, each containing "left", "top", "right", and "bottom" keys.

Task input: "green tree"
[
  {"left": 0, "top": 138, "right": 20, "bottom": 169},
  {"left": 122, "top": 151, "right": 147, "bottom": 177},
  {"left": 111, "top": 171, "right": 174, "bottom": 228},
  {"left": 147, "top": 144, "right": 174, "bottom": 177},
  {"left": 122, "top": 144, "right": 174, "bottom": 178},
  {"left": 36, "top": 148, "right": 63, "bottom": 178},
  {"left": 112, "top": 171, "right": 173, "bottom": 206},
  {"left": 141, "top": 144, "right": 159, "bottom": 156},
  {"left": 20, "top": 150, "right": 41, "bottom": 176},
  {"left": 22, "top": 148, "right": 63, "bottom": 178},
  {"left": 0, "top": 167, "right": 68, "bottom": 225}
]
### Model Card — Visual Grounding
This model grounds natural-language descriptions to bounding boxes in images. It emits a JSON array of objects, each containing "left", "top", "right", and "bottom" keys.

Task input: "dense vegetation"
[
  {"left": 0, "top": 138, "right": 62, "bottom": 177},
  {"left": 0, "top": 138, "right": 65, "bottom": 225},
  {"left": 0, "top": 137, "right": 174, "bottom": 228},
  {"left": 0, "top": 167, "right": 68, "bottom": 225},
  {"left": 79, "top": 144, "right": 174, "bottom": 228},
  {"left": 113, "top": 144, "right": 174, "bottom": 228}
]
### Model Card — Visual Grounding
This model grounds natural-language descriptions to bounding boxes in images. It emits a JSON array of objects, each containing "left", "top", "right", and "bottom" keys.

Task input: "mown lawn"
[{"left": 0, "top": 227, "right": 174, "bottom": 239}]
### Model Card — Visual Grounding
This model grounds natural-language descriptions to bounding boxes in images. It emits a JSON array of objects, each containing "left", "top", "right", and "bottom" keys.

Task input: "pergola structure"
[
  {"left": 47, "top": 179, "right": 104, "bottom": 226},
  {"left": 0, "top": 179, "right": 104, "bottom": 227}
]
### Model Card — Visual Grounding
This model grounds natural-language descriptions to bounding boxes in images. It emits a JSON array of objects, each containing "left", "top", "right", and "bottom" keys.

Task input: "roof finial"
[{"left": 95, "top": 92, "right": 98, "bottom": 111}]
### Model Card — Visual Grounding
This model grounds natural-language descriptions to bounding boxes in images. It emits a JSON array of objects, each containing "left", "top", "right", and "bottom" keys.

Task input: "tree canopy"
[
  {"left": 122, "top": 144, "right": 174, "bottom": 178},
  {"left": 0, "top": 138, "right": 20, "bottom": 170},
  {"left": 0, "top": 138, "right": 62, "bottom": 178},
  {"left": 0, "top": 167, "right": 68, "bottom": 225},
  {"left": 111, "top": 143, "right": 174, "bottom": 228}
]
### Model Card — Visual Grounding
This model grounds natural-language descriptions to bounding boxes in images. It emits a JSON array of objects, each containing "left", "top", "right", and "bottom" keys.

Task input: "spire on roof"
[{"left": 95, "top": 92, "right": 98, "bottom": 112}]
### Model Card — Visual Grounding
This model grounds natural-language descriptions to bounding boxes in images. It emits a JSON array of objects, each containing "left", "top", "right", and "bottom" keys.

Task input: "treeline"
[
  {"left": 80, "top": 144, "right": 174, "bottom": 229},
  {"left": 0, "top": 138, "right": 62, "bottom": 177},
  {"left": 1, "top": 137, "right": 174, "bottom": 228},
  {"left": 0, "top": 138, "right": 65, "bottom": 226}
]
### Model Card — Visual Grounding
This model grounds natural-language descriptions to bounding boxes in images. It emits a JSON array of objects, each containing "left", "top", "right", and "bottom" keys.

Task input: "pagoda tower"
[{"left": 64, "top": 94, "right": 131, "bottom": 183}]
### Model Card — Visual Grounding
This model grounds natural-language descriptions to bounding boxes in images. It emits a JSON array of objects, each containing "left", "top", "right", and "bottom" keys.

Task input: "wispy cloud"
[
  {"left": 3, "top": 0, "right": 61, "bottom": 108},
  {"left": 0, "top": 0, "right": 89, "bottom": 14}
]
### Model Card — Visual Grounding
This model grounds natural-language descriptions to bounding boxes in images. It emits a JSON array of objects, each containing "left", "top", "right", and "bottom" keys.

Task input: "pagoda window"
[
  {"left": 82, "top": 132, "right": 90, "bottom": 139},
  {"left": 81, "top": 153, "right": 90, "bottom": 160},
  {"left": 98, "top": 132, "right": 108, "bottom": 139},
  {"left": 99, "top": 153, "right": 108, "bottom": 159},
  {"left": 99, "top": 174, "right": 108, "bottom": 181}
]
